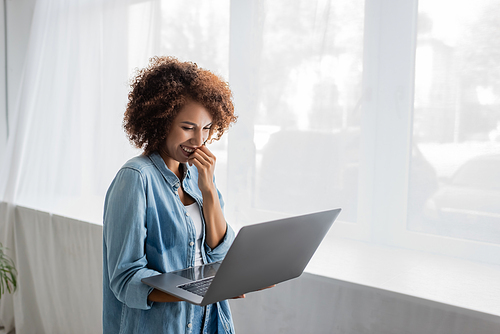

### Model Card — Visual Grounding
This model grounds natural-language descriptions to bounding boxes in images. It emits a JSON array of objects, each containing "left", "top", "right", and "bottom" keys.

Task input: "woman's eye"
[{"left": 182, "top": 127, "right": 194, "bottom": 130}]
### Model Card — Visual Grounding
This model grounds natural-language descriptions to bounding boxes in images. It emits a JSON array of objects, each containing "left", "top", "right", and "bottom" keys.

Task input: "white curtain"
[
  {"left": 0, "top": 0, "right": 136, "bottom": 331},
  {"left": 0, "top": 0, "right": 138, "bottom": 223},
  {"left": 1, "top": 0, "right": 500, "bottom": 332}
]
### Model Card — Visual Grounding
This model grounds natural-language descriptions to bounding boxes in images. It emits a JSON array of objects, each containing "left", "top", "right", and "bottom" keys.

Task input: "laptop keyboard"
[{"left": 178, "top": 277, "right": 214, "bottom": 297}]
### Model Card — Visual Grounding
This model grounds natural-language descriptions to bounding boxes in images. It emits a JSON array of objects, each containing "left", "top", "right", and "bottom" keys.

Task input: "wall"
[
  {"left": 230, "top": 273, "right": 500, "bottom": 334},
  {"left": 0, "top": 0, "right": 6, "bottom": 156},
  {"left": 5, "top": 0, "right": 35, "bottom": 113},
  {"left": 0, "top": 0, "right": 36, "bottom": 157}
]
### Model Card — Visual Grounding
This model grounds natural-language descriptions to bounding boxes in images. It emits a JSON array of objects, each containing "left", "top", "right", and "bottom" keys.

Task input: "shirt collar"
[{"left": 148, "top": 151, "right": 191, "bottom": 187}]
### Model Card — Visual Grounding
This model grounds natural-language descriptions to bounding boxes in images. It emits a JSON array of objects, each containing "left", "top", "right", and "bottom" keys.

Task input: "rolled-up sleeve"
[
  {"left": 103, "top": 167, "right": 159, "bottom": 310},
  {"left": 205, "top": 224, "right": 235, "bottom": 262}
]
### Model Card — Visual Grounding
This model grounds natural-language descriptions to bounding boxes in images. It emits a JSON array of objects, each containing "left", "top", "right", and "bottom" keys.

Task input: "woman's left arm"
[{"left": 188, "top": 145, "right": 228, "bottom": 249}]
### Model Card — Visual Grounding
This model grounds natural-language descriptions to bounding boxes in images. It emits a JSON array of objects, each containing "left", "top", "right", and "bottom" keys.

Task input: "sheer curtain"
[
  {"left": 0, "top": 0, "right": 138, "bottom": 223},
  {"left": 1, "top": 0, "right": 500, "bottom": 332},
  {"left": 0, "top": 0, "right": 137, "bottom": 332}
]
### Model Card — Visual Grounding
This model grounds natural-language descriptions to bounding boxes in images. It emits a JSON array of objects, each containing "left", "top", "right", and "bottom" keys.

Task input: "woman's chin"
[{"left": 178, "top": 153, "right": 191, "bottom": 163}]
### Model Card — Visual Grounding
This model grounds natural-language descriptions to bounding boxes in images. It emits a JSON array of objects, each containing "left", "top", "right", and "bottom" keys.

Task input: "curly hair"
[{"left": 123, "top": 56, "right": 237, "bottom": 154}]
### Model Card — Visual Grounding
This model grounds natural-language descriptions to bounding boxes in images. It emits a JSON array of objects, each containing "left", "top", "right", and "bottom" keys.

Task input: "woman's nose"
[{"left": 191, "top": 130, "right": 204, "bottom": 146}]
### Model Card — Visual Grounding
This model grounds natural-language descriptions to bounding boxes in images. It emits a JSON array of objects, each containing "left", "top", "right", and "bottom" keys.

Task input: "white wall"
[
  {"left": 5, "top": 0, "right": 35, "bottom": 112},
  {"left": 0, "top": 0, "right": 36, "bottom": 158},
  {"left": 0, "top": 0, "right": 6, "bottom": 157}
]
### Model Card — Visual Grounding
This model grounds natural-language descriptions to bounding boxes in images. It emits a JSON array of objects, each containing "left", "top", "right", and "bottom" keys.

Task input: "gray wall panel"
[{"left": 230, "top": 273, "right": 500, "bottom": 334}]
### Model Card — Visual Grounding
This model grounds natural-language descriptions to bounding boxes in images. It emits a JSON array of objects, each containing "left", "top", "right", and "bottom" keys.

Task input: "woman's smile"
[{"left": 180, "top": 144, "right": 199, "bottom": 157}]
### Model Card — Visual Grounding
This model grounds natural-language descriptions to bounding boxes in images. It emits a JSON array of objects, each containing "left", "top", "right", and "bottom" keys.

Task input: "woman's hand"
[
  {"left": 231, "top": 285, "right": 277, "bottom": 301},
  {"left": 259, "top": 284, "right": 276, "bottom": 291},
  {"left": 232, "top": 294, "right": 246, "bottom": 299},
  {"left": 188, "top": 145, "right": 227, "bottom": 249},
  {"left": 148, "top": 289, "right": 183, "bottom": 303},
  {"left": 187, "top": 145, "right": 217, "bottom": 195}
]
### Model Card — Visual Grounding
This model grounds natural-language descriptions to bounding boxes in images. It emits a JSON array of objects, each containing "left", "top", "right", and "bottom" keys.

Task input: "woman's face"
[{"left": 162, "top": 100, "right": 213, "bottom": 165}]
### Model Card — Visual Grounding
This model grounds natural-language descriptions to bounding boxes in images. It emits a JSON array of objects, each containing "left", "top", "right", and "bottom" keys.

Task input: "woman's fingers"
[
  {"left": 232, "top": 294, "right": 246, "bottom": 299},
  {"left": 188, "top": 146, "right": 217, "bottom": 193},
  {"left": 230, "top": 285, "right": 275, "bottom": 300},
  {"left": 188, "top": 146, "right": 215, "bottom": 168},
  {"left": 257, "top": 284, "right": 276, "bottom": 291},
  {"left": 197, "top": 144, "right": 215, "bottom": 158}
]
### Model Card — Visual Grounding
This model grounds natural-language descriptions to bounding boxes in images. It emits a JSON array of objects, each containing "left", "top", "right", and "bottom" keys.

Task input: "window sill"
[{"left": 305, "top": 235, "right": 500, "bottom": 317}]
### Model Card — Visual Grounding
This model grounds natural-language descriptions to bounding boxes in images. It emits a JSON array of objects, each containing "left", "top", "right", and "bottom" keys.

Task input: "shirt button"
[
  {"left": 187, "top": 323, "right": 192, "bottom": 328},
  {"left": 189, "top": 241, "right": 195, "bottom": 246},
  {"left": 186, "top": 212, "right": 190, "bottom": 217}
]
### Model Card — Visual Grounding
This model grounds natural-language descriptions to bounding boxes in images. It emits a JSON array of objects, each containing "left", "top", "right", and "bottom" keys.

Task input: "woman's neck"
[{"left": 159, "top": 150, "right": 182, "bottom": 179}]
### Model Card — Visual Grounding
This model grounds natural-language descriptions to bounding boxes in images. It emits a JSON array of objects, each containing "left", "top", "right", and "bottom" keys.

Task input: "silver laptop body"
[{"left": 141, "top": 208, "right": 341, "bottom": 306}]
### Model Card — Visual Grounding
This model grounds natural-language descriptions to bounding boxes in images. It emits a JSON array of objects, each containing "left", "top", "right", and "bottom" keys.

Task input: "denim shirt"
[{"left": 103, "top": 152, "right": 236, "bottom": 334}]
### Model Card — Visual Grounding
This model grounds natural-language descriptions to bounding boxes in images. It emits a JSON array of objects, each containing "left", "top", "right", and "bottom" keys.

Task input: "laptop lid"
[
  {"left": 142, "top": 208, "right": 341, "bottom": 305},
  {"left": 202, "top": 208, "right": 340, "bottom": 305}
]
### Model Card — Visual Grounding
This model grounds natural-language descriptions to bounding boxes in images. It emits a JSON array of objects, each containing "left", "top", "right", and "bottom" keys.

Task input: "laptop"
[{"left": 141, "top": 208, "right": 341, "bottom": 306}]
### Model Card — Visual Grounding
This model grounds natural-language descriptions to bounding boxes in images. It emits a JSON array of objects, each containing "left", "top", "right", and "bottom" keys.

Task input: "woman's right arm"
[{"left": 104, "top": 167, "right": 167, "bottom": 309}]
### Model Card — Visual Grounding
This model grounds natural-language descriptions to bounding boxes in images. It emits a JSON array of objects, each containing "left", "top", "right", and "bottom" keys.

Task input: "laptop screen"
[{"left": 170, "top": 261, "right": 222, "bottom": 281}]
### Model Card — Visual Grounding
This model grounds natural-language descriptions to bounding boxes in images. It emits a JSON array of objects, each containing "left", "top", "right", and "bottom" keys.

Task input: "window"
[
  {"left": 226, "top": 0, "right": 364, "bottom": 230},
  {"left": 410, "top": 0, "right": 500, "bottom": 246}
]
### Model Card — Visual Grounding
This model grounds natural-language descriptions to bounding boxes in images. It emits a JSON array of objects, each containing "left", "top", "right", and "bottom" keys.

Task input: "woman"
[{"left": 103, "top": 56, "right": 238, "bottom": 334}]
